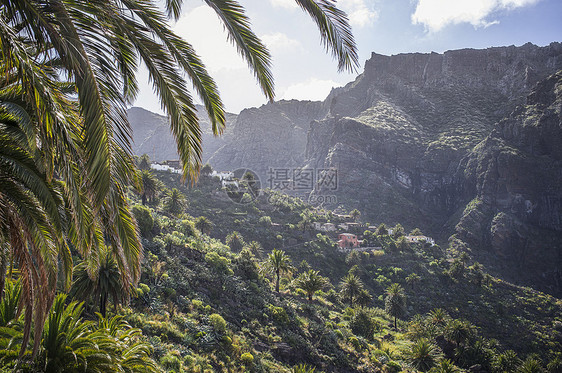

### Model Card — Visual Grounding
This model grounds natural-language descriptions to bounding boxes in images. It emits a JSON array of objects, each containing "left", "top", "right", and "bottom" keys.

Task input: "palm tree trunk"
[
  {"left": 100, "top": 292, "right": 107, "bottom": 317},
  {"left": 275, "top": 269, "right": 280, "bottom": 292},
  {"left": 394, "top": 316, "right": 397, "bottom": 329}
]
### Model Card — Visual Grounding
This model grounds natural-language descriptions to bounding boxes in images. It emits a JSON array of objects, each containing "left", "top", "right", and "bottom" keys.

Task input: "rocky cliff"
[
  {"left": 454, "top": 71, "right": 562, "bottom": 294},
  {"left": 208, "top": 99, "right": 328, "bottom": 177},
  {"left": 307, "top": 42, "right": 562, "bottom": 228}
]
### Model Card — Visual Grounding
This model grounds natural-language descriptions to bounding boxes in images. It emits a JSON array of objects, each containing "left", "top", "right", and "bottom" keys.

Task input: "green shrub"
[
  {"left": 258, "top": 216, "right": 272, "bottom": 226},
  {"left": 267, "top": 304, "right": 290, "bottom": 325},
  {"left": 160, "top": 352, "right": 182, "bottom": 372},
  {"left": 386, "top": 361, "right": 402, "bottom": 373},
  {"left": 349, "top": 336, "right": 362, "bottom": 351},
  {"left": 240, "top": 352, "right": 254, "bottom": 365},
  {"left": 209, "top": 313, "right": 227, "bottom": 334},
  {"left": 350, "top": 308, "right": 380, "bottom": 340},
  {"left": 205, "top": 251, "right": 233, "bottom": 274}
]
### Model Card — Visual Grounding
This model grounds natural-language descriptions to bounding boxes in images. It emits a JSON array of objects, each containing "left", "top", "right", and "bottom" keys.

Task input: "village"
[
  {"left": 311, "top": 218, "right": 435, "bottom": 253},
  {"left": 149, "top": 161, "right": 436, "bottom": 254}
]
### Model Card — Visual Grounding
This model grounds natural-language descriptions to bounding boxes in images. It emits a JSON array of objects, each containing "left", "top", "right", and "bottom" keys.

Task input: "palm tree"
[
  {"left": 392, "top": 223, "right": 405, "bottom": 238},
  {"left": 427, "top": 308, "right": 450, "bottom": 328},
  {"left": 295, "top": 269, "right": 329, "bottom": 302},
  {"left": 339, "top": 273, "right": 365, "bottom": 307},
  {"left": 517, "top": 357, "right": 545, "bottom": 373},
  {"left": 71, "top": 246, "right": 129, "bottom": 317},
  {"left": 0, "top": 62, "right": 141, "bottom": 357},
  {"left": 195, "top": 216, "right": 214, "bottom": 235},
  {"left": 493, "top": 350, "right": 521, "bottom": 373},
  {"left": 246, "top": 241, "right": 264, "bottom": 259},
  {"left": 444, "top": 319, "right": 475, "bottom": 347},
  {"left": 139, "top": 170, "right": 158, "bottom": 205},
  {"left": 406, "top": 273, "right": 421, "bottom": 290},
  {"left": 138, "top": 154, "right": 151, "bottom": 170},
  {"left": 376, "top": 224, "right": 388, "bottom": 236},
  {"left": 0, "top": 0, "right": 358, "bottom": 356},
  {"left": 385, "top": 283, "right": 406, "bottom": 329},
  {"left": 2, "top": 0, "right": 358, "bottom": 190},
  {"left": 0, "top": 102, "right": 73, "bottom": 356},
  {"left": 41, "top": 295, "right": 114, "bottom": 373},
  {"left": 162, "top": 188, "right": 187, "bottom": 215},
  {"left": 407, "top": 338, "right": 442, "bottom": 372},
  {"left": 263, "top": 249, "right": 292, "bottom": 292},
  {"left": 226, "top": 231, "right": 246, "bottom": 252}
]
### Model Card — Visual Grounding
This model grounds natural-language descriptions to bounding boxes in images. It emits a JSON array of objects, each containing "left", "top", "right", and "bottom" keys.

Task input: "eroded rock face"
[
  {"left": 308, "top": 42, "right": 562, "bottom": 230},
  {"left": 208, "top": 100, "right": 327, "bottom": 177},
  {"left": 456, "top": 71, "right": 562, "bottom": 294}
]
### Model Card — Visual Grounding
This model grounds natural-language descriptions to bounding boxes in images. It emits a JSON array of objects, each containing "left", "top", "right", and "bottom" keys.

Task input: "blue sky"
[{"left": 134, "top": 0, "right": 562, "bottom": 114}]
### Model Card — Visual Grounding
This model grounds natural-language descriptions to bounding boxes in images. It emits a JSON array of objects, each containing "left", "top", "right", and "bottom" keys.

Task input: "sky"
[{"left": 134, "top": 0, "right": 562, "bottom": 115}]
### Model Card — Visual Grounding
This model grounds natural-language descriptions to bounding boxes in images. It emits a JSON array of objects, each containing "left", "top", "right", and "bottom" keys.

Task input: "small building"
[
  {"left": 150, "top": 163, "right": 181, "bottom": 174},
  {"left": 211, "top": 171, "right": 234, "bottom": 180},
  {"left": 338, "top": 233, "right": 359, "bottom": 250},
  {"left": 346, "top": 222, "right": 362, "bottom": 232},
  {"left": 163, "top": 160, "right": 182, "bottom": 169},
  {"left": 322, "top": 223, "right": 336, "bottom": 232},
  {"left": 406, "top": 235, "right": 435, "bottom": 246},
  {"left": 222, "top": 180, "right": 239, "bottom": 188},
  {"left": 313, "top": 222, "right": 337, "bottom": 232}
]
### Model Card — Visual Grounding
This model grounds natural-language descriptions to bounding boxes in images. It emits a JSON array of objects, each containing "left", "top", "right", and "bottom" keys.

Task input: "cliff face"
[
  {"left": 208, "top": 100, "right": 327, "bottom": 177},
  {"left": 307, "top": 42, "right": 562, "bottom": 229},
  {"left": 455, "top": 71, "right": 562, "bottom": 294}
]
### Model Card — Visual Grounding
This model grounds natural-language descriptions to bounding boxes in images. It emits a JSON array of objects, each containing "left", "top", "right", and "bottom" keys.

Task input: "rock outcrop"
[{"left": 208, "top": 99, "right": 327, "bottom": 177}]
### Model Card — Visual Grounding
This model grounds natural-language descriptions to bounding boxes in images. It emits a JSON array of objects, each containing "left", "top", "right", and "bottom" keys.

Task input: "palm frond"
[
  {"left": 204, "top": 0, "right": 275, "bottom": 100},
  {"left": 294, "top": 0, "right": 359, "bottom": 72}
]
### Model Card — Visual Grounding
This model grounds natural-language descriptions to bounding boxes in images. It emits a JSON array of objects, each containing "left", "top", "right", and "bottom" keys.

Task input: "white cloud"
[
  {"left": 339, "top": 0, "right": 378, "bottom": 28},
  {"left": 261, "top": 32, "right": 302, "bottom": 54},
  {"left": 412, "top": 0, "right": 541, "bottom": 32},
  {"left": 269, "top": 0, "right": 298, "bottom": 10},
  {"left": 282, "top": 78, "right": 343, "bottom": 101}
]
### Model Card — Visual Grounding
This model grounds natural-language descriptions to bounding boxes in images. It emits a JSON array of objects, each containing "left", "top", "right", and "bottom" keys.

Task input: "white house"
[
  {"left": 313, "top": 222, "right": 337, "bottom": 232},
  {"left": 322, "top": 223, "right": 336, "bottom": 232},
  {"left": 211, "top": 171, "right": 234, "bottom": 180},
  {"left": 150, "top": 163, "right": 181, "bottom": 174},
  {"left": 222, "top": 180, "right": 239, "bottom": 188},
  {"left": 406, "top": 235, "right": 435, "bottom": 246}
]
